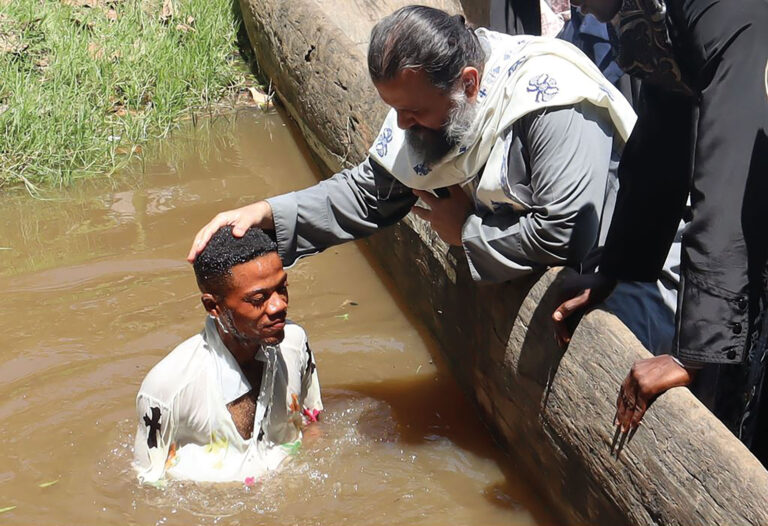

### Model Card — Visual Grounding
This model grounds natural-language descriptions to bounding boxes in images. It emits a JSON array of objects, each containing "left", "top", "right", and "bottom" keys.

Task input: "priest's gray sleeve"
[
  {"left": 461, "top": 103, "right": 616, "bottom": 282},
  {"left": 266, "top": 157, "right": 416, "bottom": 266}
]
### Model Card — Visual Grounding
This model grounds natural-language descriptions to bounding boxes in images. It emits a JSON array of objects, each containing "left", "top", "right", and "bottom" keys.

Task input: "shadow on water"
[
  {"left": 336, "top": 372, "right": 560, "bottom": 523},
  {"left": 339, "top": 374, "right": 506, "bottom": 449}
]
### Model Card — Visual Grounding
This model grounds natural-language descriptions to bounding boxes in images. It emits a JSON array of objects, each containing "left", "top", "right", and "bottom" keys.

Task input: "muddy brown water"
[{"left": 0, "top": 109, "right": 558, "bottom": 525}]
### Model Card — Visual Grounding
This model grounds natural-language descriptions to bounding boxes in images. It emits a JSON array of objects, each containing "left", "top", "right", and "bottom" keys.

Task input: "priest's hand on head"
[
  {"left": 411, "top": 185, "right": 472, "bottom": 247},
  {"left": 187, "top": 201, "right": 274, "bottom": 262}
]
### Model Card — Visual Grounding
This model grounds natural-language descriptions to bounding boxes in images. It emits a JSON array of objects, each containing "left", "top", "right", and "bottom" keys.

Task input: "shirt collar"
[
  {"left": 203, "top": 316, "right": 268, "bottom": 405},
  {"left": 576, "top": 11, "right": 610, "bottom": 40}
]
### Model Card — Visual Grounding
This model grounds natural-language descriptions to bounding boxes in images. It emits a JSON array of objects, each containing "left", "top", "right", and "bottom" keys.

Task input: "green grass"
[{"left": 0, "top": 0, "right": 256, "bottom": 191}]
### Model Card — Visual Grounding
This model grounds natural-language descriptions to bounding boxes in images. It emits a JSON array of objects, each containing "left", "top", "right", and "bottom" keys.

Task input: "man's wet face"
[{"left": 216, "top": 252, "right": 288, "bottom": 347}]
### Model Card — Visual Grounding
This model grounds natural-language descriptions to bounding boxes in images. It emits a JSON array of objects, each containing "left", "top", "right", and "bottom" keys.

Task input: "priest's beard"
[{"left": 405, "top": 88, "right": 478, "bottom": 165}]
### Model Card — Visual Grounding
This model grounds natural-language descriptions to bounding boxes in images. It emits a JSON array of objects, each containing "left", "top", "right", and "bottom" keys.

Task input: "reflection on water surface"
[{"left": 0, "top": 109, "right": 553, "bottom": 525}]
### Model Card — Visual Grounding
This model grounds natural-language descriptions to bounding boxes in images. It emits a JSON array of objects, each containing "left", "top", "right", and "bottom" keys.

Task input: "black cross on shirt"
[{"left": 143, "top": 406, "right": 162, "bottom": 448}]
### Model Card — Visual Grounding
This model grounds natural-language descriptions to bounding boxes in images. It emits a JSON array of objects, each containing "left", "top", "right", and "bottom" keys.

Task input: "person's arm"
[
  {"left": 187, "top": 157, "right": 416, "bottom": 265},
  {"left": 266, "top": 157, "right": 416, "bottom": 266},
  {"left": 552, "top": 86, "right": 693, "bottom": 345},
  {"left": 461, "top": 102, "right": 615, "bottom": 282},
  {"left": 133, "top": 394, "right": 177, "bottom": 485},
  {"left": 614, "top": 354, "right": 697, "bottom": 433},
  {"left": 599, "top": 84, "right": 693, "bottom": 282}
]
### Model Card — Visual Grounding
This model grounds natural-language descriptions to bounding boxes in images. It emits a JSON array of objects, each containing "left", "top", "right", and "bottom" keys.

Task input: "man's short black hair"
[{"left": 193, "top": 226, "right": 278, "bottom": 295}]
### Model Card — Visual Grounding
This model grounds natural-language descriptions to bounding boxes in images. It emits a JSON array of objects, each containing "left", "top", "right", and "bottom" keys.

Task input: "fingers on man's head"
[
  {"left": 187, "top": 230, "right": 208, "bottom": 262},
  {"left": 187, "top": 214, "right": 235, "bottom": 262}
]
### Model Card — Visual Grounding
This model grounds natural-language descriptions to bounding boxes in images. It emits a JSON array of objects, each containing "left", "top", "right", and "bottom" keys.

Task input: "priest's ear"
[{"left": 460, "top": 67, "right": 480, "bottom": 100}]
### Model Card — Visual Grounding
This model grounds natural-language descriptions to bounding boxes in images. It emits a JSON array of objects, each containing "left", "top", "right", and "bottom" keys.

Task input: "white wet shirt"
[{"left": 133, "top": 317, "right": 322, "bottom": 485}]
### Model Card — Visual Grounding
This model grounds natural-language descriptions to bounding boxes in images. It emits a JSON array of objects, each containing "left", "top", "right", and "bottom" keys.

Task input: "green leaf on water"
[
  {"left": 0, "top": 506, "right": 17, "bottom": 513},
  {"left": 334, "top": 313, "right": 349, "bottom": 321},
  {"left": 38, "top": 479, "right": 59, "bottom": 488}
]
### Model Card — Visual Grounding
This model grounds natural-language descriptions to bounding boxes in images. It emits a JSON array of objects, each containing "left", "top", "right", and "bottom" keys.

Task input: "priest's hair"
[{"left": 367, "top": 5, "right": 485, "bottom": 92}]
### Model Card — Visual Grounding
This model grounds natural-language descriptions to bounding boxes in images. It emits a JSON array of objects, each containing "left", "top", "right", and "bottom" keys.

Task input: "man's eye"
[{"left": 248, "top": 297, "right": 266, "bottom": 306}]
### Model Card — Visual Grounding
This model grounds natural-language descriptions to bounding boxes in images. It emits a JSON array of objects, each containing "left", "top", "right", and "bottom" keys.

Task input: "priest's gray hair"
[{"left": 367, "top": 6, "right": 485, "bottom": 92}]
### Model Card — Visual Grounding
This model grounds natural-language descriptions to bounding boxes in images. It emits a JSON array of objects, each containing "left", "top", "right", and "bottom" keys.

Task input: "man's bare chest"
[{"left": 226, "top": 360, "right": 264, "bottom": 440}]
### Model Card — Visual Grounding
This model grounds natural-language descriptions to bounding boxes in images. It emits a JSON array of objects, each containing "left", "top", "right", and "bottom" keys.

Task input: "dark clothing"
[
  {"left": 691, "top": 296, "right": 768, "bottom": 449},
  {"left": 599, "top": 0, "right": 768, "bottom": 446},
  {"left": 489, "top": 0, "right": 541, "bottom": 36},
  {"left": 559, "top": 9, "right": 641, "bottom": 107},
  {"left": 560, "top": 10, "right": 621, "bottom": 80},
  {"left": 600, "top": 85, "right": 694, "bottom": 284},
  {"left": 491, "top": 3, "right": 643, "bottom": 107},
  {"left": 614, "top": 0, "right": 693, "bottom": 95}
]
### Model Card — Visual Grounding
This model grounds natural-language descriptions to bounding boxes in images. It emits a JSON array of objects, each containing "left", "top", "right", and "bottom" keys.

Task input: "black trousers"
[{"left": 600, "top": 0, "right": 768, "bottom": 453}]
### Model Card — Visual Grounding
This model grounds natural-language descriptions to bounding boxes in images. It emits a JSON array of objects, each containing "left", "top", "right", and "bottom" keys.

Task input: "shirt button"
[
  {"left": 737, "top": 298, "right": 748, "bottom": 312},
  {"left": 726, "top": 349, "right": 737, "bottom": 360},
  {"left": 732, "top": 323, "right": 743, "bottom": 335}
]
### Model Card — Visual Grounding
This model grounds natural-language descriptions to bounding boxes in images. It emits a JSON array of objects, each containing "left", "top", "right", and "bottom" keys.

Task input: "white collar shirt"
[{"left": 133, "top": 317, "right": 322, "bottom": 485}]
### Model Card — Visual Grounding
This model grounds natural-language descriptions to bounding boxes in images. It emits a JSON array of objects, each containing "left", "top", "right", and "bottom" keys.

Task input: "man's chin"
[{"left": 260, "top": 330, "right": 285, "bottom": 347}]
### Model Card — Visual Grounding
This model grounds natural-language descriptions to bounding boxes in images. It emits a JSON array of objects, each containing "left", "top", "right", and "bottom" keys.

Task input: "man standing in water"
[
  {"left": 134, "top": 226, "right": 322, "bottom": 485},
  {"left": 552, "top": 0, "right": 768, "bottom": 459},
  {"left": 188, "top": 6, "right": 637, "bottom": 291}
]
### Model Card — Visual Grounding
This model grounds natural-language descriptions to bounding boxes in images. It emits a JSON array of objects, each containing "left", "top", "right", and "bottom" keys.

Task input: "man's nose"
[
  {"left": 266, "top": 291, "right": 287, "bottom": 315},
  {"left": 396, "top": 110, "right": 416, "bottom": 130}
]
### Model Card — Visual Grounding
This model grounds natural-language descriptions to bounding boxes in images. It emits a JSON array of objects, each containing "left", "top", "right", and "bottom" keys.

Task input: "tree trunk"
[{"left": 237, "top": 0, "right": 768, "bottom": 523}]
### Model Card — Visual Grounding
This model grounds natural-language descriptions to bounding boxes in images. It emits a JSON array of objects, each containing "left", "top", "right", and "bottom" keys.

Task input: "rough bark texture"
[{"left": 238, "top": 0, "right": 768, "bottom": 524}]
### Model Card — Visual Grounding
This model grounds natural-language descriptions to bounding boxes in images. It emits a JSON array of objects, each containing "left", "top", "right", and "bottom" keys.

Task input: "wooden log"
[{"left": 237, "top": 0, "right": 768, "bottom": 523}]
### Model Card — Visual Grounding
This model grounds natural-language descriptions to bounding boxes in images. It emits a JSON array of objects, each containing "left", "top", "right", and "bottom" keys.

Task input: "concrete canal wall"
[{"left": 237, "top": 0, "right": 768, "bottom": 523}]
